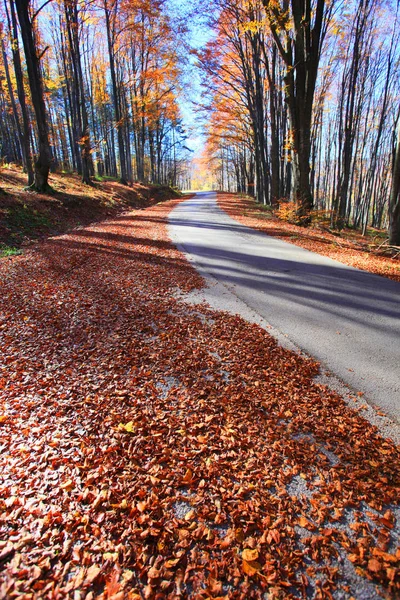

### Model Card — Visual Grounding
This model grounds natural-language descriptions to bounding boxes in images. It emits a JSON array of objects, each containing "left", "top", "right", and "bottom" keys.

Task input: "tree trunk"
[
  {"left": 389, "top": 116, "right": 400, "bottom": 245},
  {"left": 64, "top": 0, "right": 92, "bottom": 184},
  {"left": 4, "top": 0, "right": 34, "bottom": 184},
  {"left": 263, "top": 0, "right": 333, "bottom": 221},
  {"left": 104, "top": 0, "right": 128, "bottom": 185},
  {"left": 14, "top": 0, "right": 52, "bottom": 192}
]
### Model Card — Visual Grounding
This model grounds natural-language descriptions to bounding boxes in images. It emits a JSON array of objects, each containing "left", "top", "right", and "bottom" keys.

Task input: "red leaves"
[{"left": 0, "top": 198, "right": 399, "bottom": 598}]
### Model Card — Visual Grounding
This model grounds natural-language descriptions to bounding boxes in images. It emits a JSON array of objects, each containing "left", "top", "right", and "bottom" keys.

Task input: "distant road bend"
[{"left": 169, "top": 192, "right": 400, "bottom": 424}]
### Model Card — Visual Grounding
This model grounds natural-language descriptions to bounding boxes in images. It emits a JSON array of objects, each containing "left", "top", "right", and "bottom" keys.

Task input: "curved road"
[{"left": 169, "top": 192, "right": 400, "bottom": 423}]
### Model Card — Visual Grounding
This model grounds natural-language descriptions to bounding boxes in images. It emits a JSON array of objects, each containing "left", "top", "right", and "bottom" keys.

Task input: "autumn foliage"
[
  {"left": 218, "top": 193, "right": 400, "bottom": 283},
  {"left": 0, "top": 198, "right": 399, "bottom": 598}
]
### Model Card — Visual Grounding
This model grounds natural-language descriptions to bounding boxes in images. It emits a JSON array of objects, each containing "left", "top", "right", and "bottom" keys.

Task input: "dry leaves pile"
[
  {"left": 217, "top": 194, "right": 400, "bottom": 283},
  {"left": 0, "top": 199, "right": 399, "bottom": 599}
]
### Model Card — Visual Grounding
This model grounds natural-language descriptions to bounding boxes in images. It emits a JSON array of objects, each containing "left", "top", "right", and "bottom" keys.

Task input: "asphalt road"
[{"left": 169, "top": 191, "right": 400, "bottom": 423}]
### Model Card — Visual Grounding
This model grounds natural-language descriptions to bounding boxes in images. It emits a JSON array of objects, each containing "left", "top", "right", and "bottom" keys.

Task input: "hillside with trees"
[
  {"left": 198, "top": 0, "right": 400, "bottom": 244},
  {"left": 0, "top": 0, "right": 191, "bottom": 191}
]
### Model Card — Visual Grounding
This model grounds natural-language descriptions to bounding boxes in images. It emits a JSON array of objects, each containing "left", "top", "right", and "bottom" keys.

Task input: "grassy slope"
[{"left": 0, "top": 166, "right": 181, "bottom": 256}]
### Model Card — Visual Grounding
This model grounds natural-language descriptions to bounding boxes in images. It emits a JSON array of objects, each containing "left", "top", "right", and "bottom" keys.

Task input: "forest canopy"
[{"left": 197, "top": 0, "right": 400, "bottom": 243}]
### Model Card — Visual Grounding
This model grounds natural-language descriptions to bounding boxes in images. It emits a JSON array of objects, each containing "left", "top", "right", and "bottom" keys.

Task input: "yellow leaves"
[
  {"left": 0, "top": 415, "right": 8, "bottom": 424},
  {"left": 60, "top": 479, "right": 74, "bottom": 491},
  {"left": 242, "top": 559, "right": 262, "bottom": 576},
  {"left": 118, "top": 421, "right": 135, "bottom": 433},
  {"left": 164, "top": 558, "right": 180, "bottom": 569},
  {"left": 242, "top": 548, "right": 262, "bottom": 577},
  {"left": 103, "top": 551, "right": 119, "bottom": 561},
  {"left": 122, "top": 570, "right": 134, "bottom": 584}
]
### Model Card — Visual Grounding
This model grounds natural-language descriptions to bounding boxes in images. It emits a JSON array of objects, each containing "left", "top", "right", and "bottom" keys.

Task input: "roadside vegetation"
[
  {"left": 0, "top": 165, "right": 181, "bottom": 253},
  {"left": 218, "top": 193, "right": 400, "bottom": 283}
]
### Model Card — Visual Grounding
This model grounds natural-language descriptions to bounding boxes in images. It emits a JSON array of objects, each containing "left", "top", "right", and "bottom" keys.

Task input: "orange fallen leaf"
[
  {"left": 181, "top": 468, "right": 193, "bottom": 484},
  {"left": 242, "top": 560, "right": 262, "bottom": 576},
  {"left": 84, "top": 564, "right": 101, "bottom": 585},
  {"left": 137, "top": 501, "right": 147, "bottom": 513},
  {"left": 242, "top": 548, "right": 259, "bottom": 561},
  {"left": 367, "top": 558, "right": 381, "bottom": 573},
  {"left": 147, "top": 566, "right": 161, "bottom": 579}
]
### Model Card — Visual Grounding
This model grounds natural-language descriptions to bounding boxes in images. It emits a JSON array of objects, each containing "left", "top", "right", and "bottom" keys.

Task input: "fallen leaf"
[
  {"left": 242, "top": 548, "right": 259, "bottom": 562},
  {"left": 242, "top": 560, "right": 262, "bottom": 576},
  {"left": 118, "top": 421, "right": 135, "bottom": 433}
]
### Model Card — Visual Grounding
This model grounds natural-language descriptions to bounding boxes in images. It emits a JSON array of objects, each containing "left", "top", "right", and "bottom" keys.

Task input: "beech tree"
[
  {"left": 389, "top": 112, "right": 400, "bottom": 245},
  {"left": 262, "top": 0, "right": 334, "bottom": 218},
  {"left": 64, "top": 0, "right": 92, "bottom": 183},
  {"left": 200, "top": 0, "right": 399, "bottom": 242},
  {"left": 14, "top": 0, "right": 52, "bottom": 191},
  {"left": 0, "top": 0, "right": 188, "bottom": 187}
]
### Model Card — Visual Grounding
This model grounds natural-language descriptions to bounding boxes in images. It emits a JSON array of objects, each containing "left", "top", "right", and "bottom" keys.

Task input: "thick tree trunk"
[
  {"left": 4, "top": 0, "right": 34, "bottom": 184},
  {"left": 263, "top": 0, "right": 332, "bottom": 221},
  {"left": 389, "top": 117, "right": 400, "bottom": 245},
  {"left": 14, "top": 0, "right": 52, "bottom": 191}
]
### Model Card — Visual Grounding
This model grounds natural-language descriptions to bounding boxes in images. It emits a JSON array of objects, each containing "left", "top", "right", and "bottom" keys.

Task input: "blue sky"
[{"left": 166, "top": 0, "right": 215, "bottom": 157}]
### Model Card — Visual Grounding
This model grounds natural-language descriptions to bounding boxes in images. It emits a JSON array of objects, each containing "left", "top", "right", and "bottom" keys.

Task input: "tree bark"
[
  {"left": 14, "top": 0, "right": 52, "bottom": 191},
  {"left": 104, "top": 0, "right": 128, "bottom": 185},
  {"left": 263, "top": 0, "right": 333, "bottom": 220},
  {"left": 389, "top": 115, "right": 400, "bottom": 245},
  {"left": 3, "top": 0, "right": 34, "bottom": 184},
  {"left": 64, "top": 0, "right": 92, "bottom": 184}
]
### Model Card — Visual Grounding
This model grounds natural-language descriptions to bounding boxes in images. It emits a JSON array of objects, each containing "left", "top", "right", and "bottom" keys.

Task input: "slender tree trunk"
[{"left": 104, "top": 0, "right": 127, "bottom": 184}]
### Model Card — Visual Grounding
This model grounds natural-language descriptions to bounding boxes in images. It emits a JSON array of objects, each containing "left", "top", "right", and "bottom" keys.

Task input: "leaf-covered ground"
[
  {"left": 0, "top": 199, "right": 399, "bottom": 599},
  {"left": 0, "top": 166, "right": 180, "bottom": 254},
  {"left": 217, "top": 194, "right": 400, "bottom": 283}
]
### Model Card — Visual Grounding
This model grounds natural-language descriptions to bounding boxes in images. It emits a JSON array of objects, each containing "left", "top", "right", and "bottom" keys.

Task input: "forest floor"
[
  {"left": 217, "top": 194, "right": 400, "bottom": 283},
  {"left": 0, "top": 193, "right": 399, "bottom": 599},
  {"left": 0, "top": 166, "right": 180, "bottom": 256}
]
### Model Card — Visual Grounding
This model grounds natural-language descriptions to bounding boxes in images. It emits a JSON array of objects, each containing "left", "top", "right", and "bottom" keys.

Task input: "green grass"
[
  {"left": 5, "top": 204, "right": 52, "bottom": 241},
  {"left": 93, "top": 174, "right": 119, "bottom": 182},
  {"left": 0, "top": 244, "right": 23, "bottom": 258}
]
